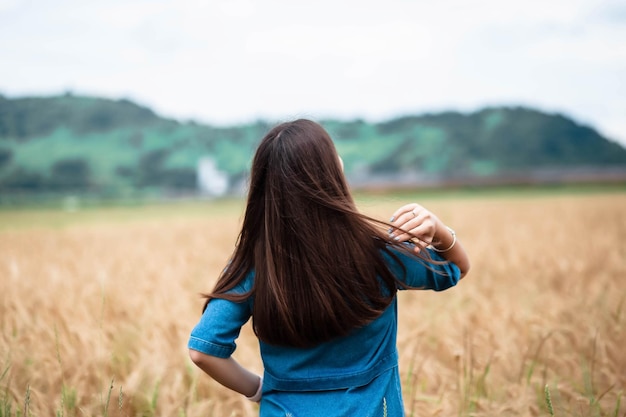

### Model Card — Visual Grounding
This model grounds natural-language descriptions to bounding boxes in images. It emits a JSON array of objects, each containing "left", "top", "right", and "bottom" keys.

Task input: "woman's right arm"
[{"left": 389, "top": 203, "right": 470, "bottom": 278}]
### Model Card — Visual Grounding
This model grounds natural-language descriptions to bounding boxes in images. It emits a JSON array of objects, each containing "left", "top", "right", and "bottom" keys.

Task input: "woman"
[{"left": 188, "top": 119, "right": 470, "bottom": 416}]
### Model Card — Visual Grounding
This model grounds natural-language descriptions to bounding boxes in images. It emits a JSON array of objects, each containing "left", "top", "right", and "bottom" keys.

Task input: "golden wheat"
[{"left": 1, "top": 192, "right": 624, "bottom": 416}]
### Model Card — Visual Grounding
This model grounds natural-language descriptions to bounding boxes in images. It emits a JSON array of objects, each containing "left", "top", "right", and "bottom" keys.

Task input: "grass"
[
  {"left": 0, "top": 197, "right": 245, "bottom": 231},
  {"left": 0, "top": 189, "right": 625, "bottom": 416},
  {"left": 545, "top": 385, "right": 555, "bottom": 416}
]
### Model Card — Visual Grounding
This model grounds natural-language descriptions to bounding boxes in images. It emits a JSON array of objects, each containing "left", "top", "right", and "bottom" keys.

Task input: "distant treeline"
[{"left": 1, "top": 93, "right": 625, "bottom": 200}]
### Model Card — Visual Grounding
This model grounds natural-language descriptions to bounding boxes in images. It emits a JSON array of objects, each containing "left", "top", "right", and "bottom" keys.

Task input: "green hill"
[{"left": 1, "top": 93, "right": 625, "bottom": 199}]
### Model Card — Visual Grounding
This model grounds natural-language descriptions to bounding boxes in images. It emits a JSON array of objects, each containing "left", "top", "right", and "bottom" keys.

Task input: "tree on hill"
[{"left": 0, "top": 94, "right": 162, "bottom": 139}]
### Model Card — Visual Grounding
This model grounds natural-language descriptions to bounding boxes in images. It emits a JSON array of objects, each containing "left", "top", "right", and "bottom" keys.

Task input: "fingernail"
[
  {"left": 387, "top": 228, "right": 393, "bottom": 235},
  {"left": 393, "top": 236, "right": 400, "bottom": 241},
  {"left": 389, "top": 216, "right": 395, "bottom": 222}
]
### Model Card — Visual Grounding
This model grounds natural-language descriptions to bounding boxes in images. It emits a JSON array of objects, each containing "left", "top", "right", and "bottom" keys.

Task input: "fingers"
[
  {"left": 393, "top": 222, "right": 431, "bottom": 243},
  {"left": 389, "top": 203, "right": 419, "bottom": 223},
  {"left": 390, "top": 203, "right": 427, "bottom": 231},
  {"left": 389, "top": 203, "right": 436, "bottom": 247}
]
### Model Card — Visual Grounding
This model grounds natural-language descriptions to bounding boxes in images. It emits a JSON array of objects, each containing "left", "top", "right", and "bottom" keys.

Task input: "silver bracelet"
[
  {"left": 432, "top": 227, "right": 457, "bottom": 253},
  {"left": 246, "top": 376, "right": 263, "bottom": 402}
]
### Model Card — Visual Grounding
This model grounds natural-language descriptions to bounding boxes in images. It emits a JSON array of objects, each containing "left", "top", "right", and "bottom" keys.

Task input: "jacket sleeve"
[
  {"left": 187, "top": 283, "right": 252, "bottom": 358},
  {"left": 385, "top": 245, "right": 461, "bottom": 291}
]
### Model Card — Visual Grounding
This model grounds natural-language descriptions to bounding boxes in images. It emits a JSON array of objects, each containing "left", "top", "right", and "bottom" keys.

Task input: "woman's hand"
[
  {"left": 389, "top": 202, "right": 471, "bottom": 278},
  {"left": 389, "top": 203, "right": 440, "bottom": 252}
]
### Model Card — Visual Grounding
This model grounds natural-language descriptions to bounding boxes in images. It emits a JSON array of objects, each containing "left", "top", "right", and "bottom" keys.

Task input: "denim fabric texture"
[{"left": 188, "top": 246, "right": 461, "bottom": 416}]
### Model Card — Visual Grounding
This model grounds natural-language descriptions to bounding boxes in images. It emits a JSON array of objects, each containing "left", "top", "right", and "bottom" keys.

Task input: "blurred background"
[{"left": 1, "top": 0, "right": 625, "bottom": 203}]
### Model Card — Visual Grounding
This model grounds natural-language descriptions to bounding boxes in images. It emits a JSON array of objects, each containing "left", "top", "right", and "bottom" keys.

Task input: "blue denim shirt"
[{"left": 188, "top": 247, "right": 461, "bottom": 416}]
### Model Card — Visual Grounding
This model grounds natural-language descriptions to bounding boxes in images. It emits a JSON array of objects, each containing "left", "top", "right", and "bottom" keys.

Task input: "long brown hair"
[{"left": 205, "top": 119, "right": 419, "bottom": 347}]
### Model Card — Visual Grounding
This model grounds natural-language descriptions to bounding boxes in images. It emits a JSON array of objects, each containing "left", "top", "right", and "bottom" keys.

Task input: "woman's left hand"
[{"left": 389, "top": 203, "right": 440, "bottom": 252}]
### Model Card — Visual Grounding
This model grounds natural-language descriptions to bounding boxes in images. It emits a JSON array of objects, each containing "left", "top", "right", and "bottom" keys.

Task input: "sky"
[{"left": 1, "top": 0, "right": 625, "bottom": 146}]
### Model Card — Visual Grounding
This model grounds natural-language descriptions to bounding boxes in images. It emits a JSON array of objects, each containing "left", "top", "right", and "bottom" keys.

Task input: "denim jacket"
[{"left": 188, "top": 246, "right": 461, "bottom": 416}]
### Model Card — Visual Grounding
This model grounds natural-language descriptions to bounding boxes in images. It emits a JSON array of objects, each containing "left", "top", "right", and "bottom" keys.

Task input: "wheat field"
[{"left": 1, "top": 191, "right": 625, "bottom": 417}]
